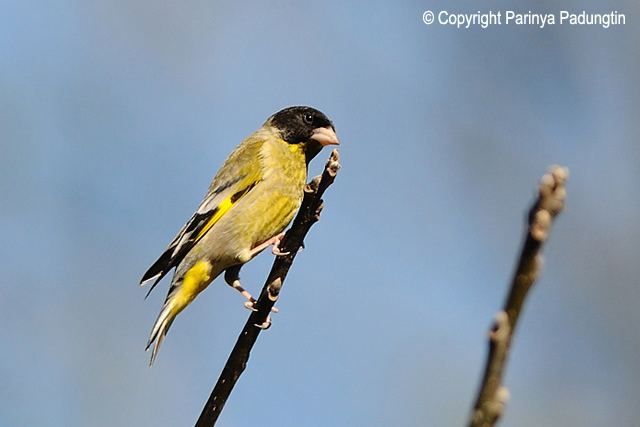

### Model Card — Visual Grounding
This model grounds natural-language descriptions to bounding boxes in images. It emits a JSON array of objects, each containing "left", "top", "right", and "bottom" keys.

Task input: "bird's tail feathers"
[
  {"left": 146, "top": 300, "right": 177, "bottom": 366},
  {"left": 145, "top": 260, "right": 213, "bottom": 366}
]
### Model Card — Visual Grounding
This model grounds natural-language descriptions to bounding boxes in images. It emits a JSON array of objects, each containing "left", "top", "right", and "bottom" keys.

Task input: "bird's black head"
[{"left": 268, "top": 106, "right": 339, "bottom": 147}]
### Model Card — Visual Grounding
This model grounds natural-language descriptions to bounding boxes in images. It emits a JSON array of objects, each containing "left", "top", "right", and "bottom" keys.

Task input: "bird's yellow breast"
[{"left": 261, "top": 138, "right": 307, "bottom": 189}]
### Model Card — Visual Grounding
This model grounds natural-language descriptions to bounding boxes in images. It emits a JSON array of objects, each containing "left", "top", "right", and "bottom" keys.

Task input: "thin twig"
[
  {"left": 469, "top": 165, "right": 569, "bottom": 427},
  {"left": 195, "top": 150, "right": 341, "bottom": 427}
]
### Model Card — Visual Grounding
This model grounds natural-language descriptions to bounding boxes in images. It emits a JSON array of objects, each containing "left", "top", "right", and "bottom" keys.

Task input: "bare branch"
[
  {"left": 469, "top": 165, "right": 568, "bottom": 427},
  {"left": 194, "top": 150, "right": 341, "bottom": 427}
]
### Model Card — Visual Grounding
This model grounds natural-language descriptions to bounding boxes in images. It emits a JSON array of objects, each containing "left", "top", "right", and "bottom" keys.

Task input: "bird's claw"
[
  {"left": 271, "top": 245, "right": 290, "bottom": 257},
  {"left": 244, "top": 300, "right": 279, "bottom": 313},
  {"left": 244, "top": 300, "right": 258, "bottom": 312},
  {"left": 254, "top": 317, "right": 272, "bottom": 330},
  {"left": 271, "top": 234, "right": 290, "bottom": 256}
]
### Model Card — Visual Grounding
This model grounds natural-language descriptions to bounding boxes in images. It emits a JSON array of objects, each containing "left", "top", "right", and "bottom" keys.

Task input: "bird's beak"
[{"left": 311, "top": 126, "right": 340, "bottom": 146}]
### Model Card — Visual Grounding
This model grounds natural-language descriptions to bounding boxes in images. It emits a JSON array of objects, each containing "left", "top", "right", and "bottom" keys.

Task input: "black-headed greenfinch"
[{"left": 141, "top": 106, "right": 339, "bottom": 365}]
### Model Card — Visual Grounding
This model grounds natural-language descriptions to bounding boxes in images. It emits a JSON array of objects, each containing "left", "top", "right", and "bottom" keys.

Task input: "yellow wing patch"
[
  {"left": 193, "top": 180, "right": 258, "bottom": 242},
  {"left": 194, "top": 197, "right": 234, "bottom": 241}
]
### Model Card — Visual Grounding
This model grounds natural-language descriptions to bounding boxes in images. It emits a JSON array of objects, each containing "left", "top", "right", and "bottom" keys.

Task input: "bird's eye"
[{"left": 303, "top": 113, "right": 314, "bottom": 125}]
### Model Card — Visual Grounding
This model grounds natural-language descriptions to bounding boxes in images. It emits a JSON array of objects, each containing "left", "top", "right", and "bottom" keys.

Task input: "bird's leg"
[
  {"left": 249, "top": 232, "right": 290, "bottom": 257},
  {"left": 224, "top": 266, "right": 278, "bottom": 313},
  {"left": 224, "top": 265, "right": 255, "bottom": 306}
]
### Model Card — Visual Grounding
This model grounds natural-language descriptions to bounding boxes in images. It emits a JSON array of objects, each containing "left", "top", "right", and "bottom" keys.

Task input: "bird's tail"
[
  {"left": 145, "top": 260, "right": 213, "bottom": 366},
  {"left": 146, "top": 299, "right": 179, "bottom": 366}
]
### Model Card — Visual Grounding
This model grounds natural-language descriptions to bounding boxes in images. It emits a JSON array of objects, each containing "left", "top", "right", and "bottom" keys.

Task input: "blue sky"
[{"left": 1, "top": 1, "right": 638, "bottom": 426}]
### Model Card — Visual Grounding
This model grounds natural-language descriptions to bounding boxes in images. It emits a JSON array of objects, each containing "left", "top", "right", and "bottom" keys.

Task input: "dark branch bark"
[
  {"left": 195, "top": 150, "right": 341, "bottom": 427},
  {"left": 469, "top": 165, "right": 568, "bottom": 427}
]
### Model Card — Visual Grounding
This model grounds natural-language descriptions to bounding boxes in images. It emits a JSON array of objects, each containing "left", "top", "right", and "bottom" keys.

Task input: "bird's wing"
[{"left": 140, "top": 137, "right": 265, "bottom": 296}]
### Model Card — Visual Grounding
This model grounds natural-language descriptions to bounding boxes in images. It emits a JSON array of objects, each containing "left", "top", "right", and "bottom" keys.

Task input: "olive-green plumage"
[{"left": 141, "top": 106, "right": 339, "bottom": 365}]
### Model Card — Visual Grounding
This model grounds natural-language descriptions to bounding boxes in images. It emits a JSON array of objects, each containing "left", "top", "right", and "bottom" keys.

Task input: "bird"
[{"left": 140, "top": 106, "right": 339, "bottom": 366}]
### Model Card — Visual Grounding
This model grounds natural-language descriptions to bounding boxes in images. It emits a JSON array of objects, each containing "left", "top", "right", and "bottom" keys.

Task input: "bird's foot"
[
  {"left": 271, "top": 233, "right": 290, "bottom": 256},
  {"left": 244, "top": 300, "right": 258, "bottom": 312},
  {"left": 244, "top": 299, "right": 279, "bottom": 313},
  {"left": 254, "top": 316, "right": 272, "bottom": 330},
  {"left": 249, "top": 232, "right": 289, "bottom": 258}
]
